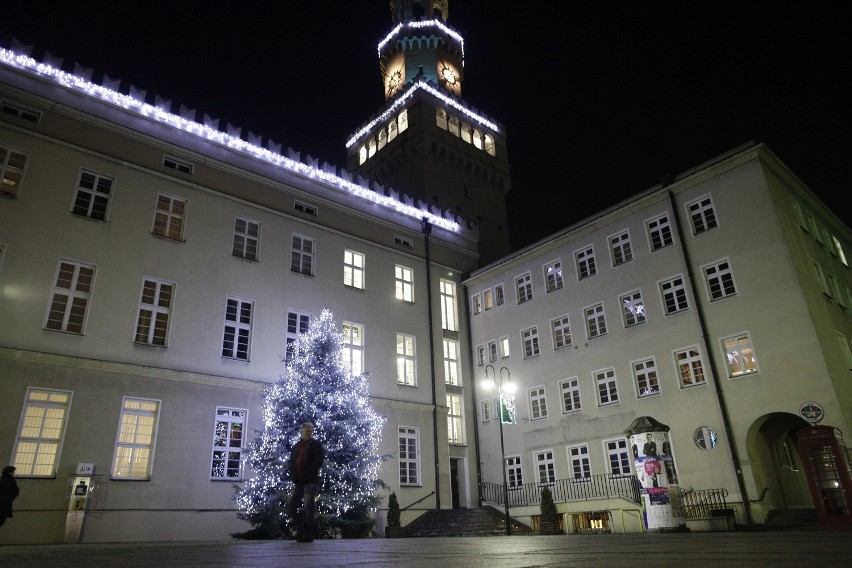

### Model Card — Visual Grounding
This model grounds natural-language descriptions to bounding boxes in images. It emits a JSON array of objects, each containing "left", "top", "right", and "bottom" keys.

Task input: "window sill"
[
  {"left": 232, "top": 255, "right": 259, "bottom": 263},
  {"left": 344, "top": 284, "right": 366, "bottom": 292},
  {"left": 151, "top": 232, "right": 186, "bottom": 243}
]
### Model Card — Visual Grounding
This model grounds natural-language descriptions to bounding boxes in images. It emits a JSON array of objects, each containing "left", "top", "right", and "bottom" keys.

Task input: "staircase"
[
  {"left": 762, "top": 508, "right": 820, "bottom": 531},
  {"left": 403, "top": 507, "right": 532, "bottom": 537}
]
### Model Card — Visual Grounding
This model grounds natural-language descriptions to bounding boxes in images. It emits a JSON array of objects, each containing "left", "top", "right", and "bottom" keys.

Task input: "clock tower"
[{"left": 346, "top": 0, "right": 511, "bottom": 264}]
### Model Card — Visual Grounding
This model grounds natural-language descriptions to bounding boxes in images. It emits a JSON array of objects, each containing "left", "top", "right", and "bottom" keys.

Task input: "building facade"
[{"left": 466, "top": 143, "right": 852, "bottom": 533}]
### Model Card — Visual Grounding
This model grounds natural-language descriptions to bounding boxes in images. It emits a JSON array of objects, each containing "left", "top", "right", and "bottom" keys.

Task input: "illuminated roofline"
[
  {"left": 378, "top": 19, "right": 464, "bottom": 63},
  {"left": 345, "top": 77, "right": 500, "bottom": 149},
  {"left": 0, "top": 48, "right": 460, "bottom": 233}
]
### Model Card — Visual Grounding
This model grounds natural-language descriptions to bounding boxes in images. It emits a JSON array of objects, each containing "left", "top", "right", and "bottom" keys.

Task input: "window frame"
[
  {"left": 111, "top": 397, "right": 161, "bottom": 480},
  {"left": 290, "top": 233, "right": 314, "bottom": 275},
  {"left": 515, "top": 272, "right": 533, "bottom": 304},
  {"left": 521, "top": 326, "right": 541, "bottom": 359},
  {"left": 568, "top": 444, "right": 591, "bottom": 480},
  {"left": 543, "top": 259, "right": 564, "bottom": 293},
  {"left": 399, "top": 426, "right": 421, "bottom": 486},
  {"left": 703, "top": 258, "right": 737, "bottom": 301},
  {"left": 584, "top": 302, "right": 608, "bottom": 339},
  {"left": 151, "top": 193, "right": 186, "bottom": 241},
  {"left": 620, "top": 289, "right": 647, "bottom": 327},
  {"left": 396, "top": 332, "right": 417, "bottom": 386},
  {"left": 210, "top": 407, "right": 246, "bottom": 480},
  {"left": 721, "top": 332, "right": 760, "bottom": 378},
  {"left": 133, "top": 277, "right": 175, "bottom": 347},
  {"left": 551, "top": 314, "right": 573, "bottom": 350},
  {"left": 647, "top": 213, "right": 674, "bottom": 251},
  {"left": 440, "top": 279, "right": 458, "bottom": 331},
  {"left": 343, "top": 250, "right": 366, "bottom": 290},
  {"left": 71, "top": 169, "right": 113, "bottom": 221},
  {"left": 660, "top": 275, "right": 690, "bottom": 315},
  {"left": 674, "top": 346, "right": 706, "bottom": 388},
  {"left": 535, "top": 449, "right": 556, "bottom": 485},
  {"left": 0, "top": 142, "right": 29, "bottom": 199},
  {"left": 575, "top": 245, "right": 597, "bottom": 280},
  {"left": 528, "top": 385, "right": 548, "bottom": 421},
  {"left": 594, "top": 367, "right": 619, "bottom": 406},
  {"left": 395, "top": 265, "right": 414, "bottom": 303},
  {"left": 506, "top": 455, "right": 523, "bottom": 488},
  {"left": 447, "top": 393, "right": 465, "bottom": 445},
  {"left": 632, "top": 357, "right": 660, "bottom": 397},
  {"left": 560, "top": 377, "right": 582, "bottom": 414},
  {"left": 609, "top": 230, "right": 634, "bottom": 267},
  {"left": 342, "top": 321, "right": 364, "bottom": 375},
  {"left": 233, "top": 217, "right": 260, "bottom": 262},
  {"left": 222, "top": 296, "right": 253, "bottom": 361},
  {"left": 443, "top": 338, "right": 461, "bottom": 386},
  {"left": 686, "top": 194, "right": 719, "bottom": 235},
  {"left": 285, "top": 311, "right": 311, "bottom": 364},
  {"left": 605, "top": 438, "right": 632, "bottom": 476},
  {"left": 12, "top": 387, "right": 73, "bottom": 478},
  {"left": 44, "top": 259, "right": 96, "bottom": 334}
]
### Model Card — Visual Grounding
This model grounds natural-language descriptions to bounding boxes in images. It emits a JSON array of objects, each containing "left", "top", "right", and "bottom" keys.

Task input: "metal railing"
[
  {"left": 481, "top": 474, "right": 641, "bottom": 508},
  {"left": 681, "top": 488, "right": 730, "bottom": 519}
]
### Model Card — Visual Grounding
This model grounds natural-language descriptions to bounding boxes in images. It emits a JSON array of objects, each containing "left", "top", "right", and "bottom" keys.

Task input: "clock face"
[
  {"left": 441, "top": 65, "right": 457, "bottom": 86},
  {"left": 387, "top": 69, "right": 403, "bottom": 97}
]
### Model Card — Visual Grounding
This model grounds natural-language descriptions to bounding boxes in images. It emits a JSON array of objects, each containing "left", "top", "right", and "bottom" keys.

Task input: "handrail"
[
  {"left": 681, "top": 488, "right": 730, "bottom": 519},
  {"left": 480, "top": 473, "right": 641, "bottom": 507},
  {"left": 402, "top": 491, "right": 436, "bottom": 512}
]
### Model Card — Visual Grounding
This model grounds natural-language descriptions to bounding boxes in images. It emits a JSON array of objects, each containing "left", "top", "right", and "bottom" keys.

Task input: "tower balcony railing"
[{"left": 480, "top": 474, "right": 641, "bottom": 508}]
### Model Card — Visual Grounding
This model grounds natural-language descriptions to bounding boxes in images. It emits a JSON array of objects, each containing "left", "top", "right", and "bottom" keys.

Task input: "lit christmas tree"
[{"left": 234, "top": 309, "right": 386, "bottom": 538}]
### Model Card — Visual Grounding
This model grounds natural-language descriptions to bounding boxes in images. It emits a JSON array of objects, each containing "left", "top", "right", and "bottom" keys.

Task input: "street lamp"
[{"left": 482, "top": 364, "right": 516, "bottom": 535}]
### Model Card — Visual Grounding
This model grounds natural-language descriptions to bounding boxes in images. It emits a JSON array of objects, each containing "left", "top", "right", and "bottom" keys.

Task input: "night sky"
[{"left": 2, "top": 1, "right": 849, "bottom": 250}]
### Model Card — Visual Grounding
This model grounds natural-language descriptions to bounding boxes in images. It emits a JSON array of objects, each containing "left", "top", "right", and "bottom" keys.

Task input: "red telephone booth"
[{"left": 796, "top": 425, "right": 852, "bottom": 530}]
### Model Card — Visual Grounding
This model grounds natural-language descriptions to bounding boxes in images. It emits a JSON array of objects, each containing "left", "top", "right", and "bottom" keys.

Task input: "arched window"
[
  {"left": 460, "top": 122, "right": 471, "bottom": 144},
  {"left": 448, "top": 115, "right": 460, "bottom": 137},
  {"left": 359, "top": 145, "right": 367, "bottom": 165},
  {"left": 472, "top": 128, "right": 483, "bottom": 150},
  {"left": 388, "top": 120, "right": 398, "bottom": 142},
  {"left": 436, "top": 108, "right": 448, "bottom": 130},
  {"left": 484, "top": 134, "right": 496, "bottom": 156},
  {"left": 378, "top": 129, "right": 387, "bottom": 151},
  {"left": 398, "top": 109, "right": 408, "bottom": 133},
  {"left": 367, "top": 137, "right": 376, "bottom": 158}
]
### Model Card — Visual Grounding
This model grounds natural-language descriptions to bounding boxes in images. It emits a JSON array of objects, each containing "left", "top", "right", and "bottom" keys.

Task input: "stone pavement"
[{"left": 1, "top": 532, "right": 851, "bottom": 568}]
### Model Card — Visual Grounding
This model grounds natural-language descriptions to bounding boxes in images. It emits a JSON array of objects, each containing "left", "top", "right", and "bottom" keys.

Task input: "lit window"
[
  {"left": 536, "top": 450, "right": 556, "bottom": 484},
  {"left": 584, "top": 303, "right": 607, "bottom": 339},
  {"left": 233, "top": 218, "right": 259, "bottom": 261},
  {"left": 344, "top": 250, "right": 365, "bottom": 289},
  {"left": 112, "top": 397, "right": 160, "bottom": 480},
  {"left": 388, "top": 120, "right": 398, "bottom": 143},
  {"left": 396, "top": 333, "right": 416, "bottom": 386},
  {"left": 528, "top": 386, "right": 548, "bottom": 420},
  {"left": 397, "top": 109, "right": 408, "bottom": 132},
  {"left": 831, "top": 236, "right": 848, "bottom": 266},
  {"left": 378, "top": 128, "right": 387, "bottom": 151},
  {"left": 460, "top": 122, "right": 472, "bottom": 144},
  {"left": 704, "top": 259, "right": 737, "bottom": 301},
  {"left": 722, "top": 333, "right": 759, "bottom": 377},
  {"left": 499, "top": 336, "right": 510, "bottom": 358},
  {"left": 399, "top": 427, "right": 420, "bottom": 485},
  {"left": 605, "top": 439, "right": 631, "bottom": 475},
  {"left": 575, "top": 246, "right": 597, "bottom": 280},
  {"left": 440, "top": 280, "right": 458, "bottom": 331},
  {"left": 222, "top": 297, "right": 253, "bottom": 360},
  {"left": 448, "top": 115, "right": 460, "bottom": 137},
  {"left": 516, "top": 272, "right": 533, "bottom": 304},
  {"left": 342, "top": 322, "right": 364, "bottom": 375},
  {"left": 134, "top": 278, "right": 174, "bottom": 346},
  {"left": 609, "top": 231, "right": 633, "bottom": 266},
  {"left": 660, "top": 275, "right": 689, "bottom": 314},
  {"left": 367, "top": 137, "right": 376, "bottom": 158},
  {"left": 443, "top": 339, "right": 460, "bottom": 385},
  {"left": 521, "top": 326, "right": 540, "bottom": 358},
  {"left": 211, "top": 407, "right": 246, "bottom": 479},
  {"left": 436, "top": 108, "right": 448, "bottom": 130},
  {"left": 72, "top": 170, "right": 113, "bottom": 221},
  {"left": 560, "top": 378, "right": 581, "bottom": 413},
  {"left": 484, "top": 134, "right": 496, "bottom": 156},
  {"left": 483, "top": 288, "right": 494, "bottom": 310},
  {"left": 447, "top": 394, "right": 464, "bottom": 444},
  {"left": 620, "top": 290, "right": 646, "bottom": 327},
  {"left": 687, "top": 195, "right": 719, "bottom": 234},
  {"left": 675, "top": 347, "right": 705, "bottom": 387},
  {"left": 633, "top": 358, "right": 660, "bottom": 397},
  {"left": 290, "top": 234, "right": 314, "bottom": 275},
  {"left": 544, "top": 260, "right": 563, "bottom": 292},
  {"left": 395, "top": 265, "right": 414, "bottom": 302},
  {"left": 358, "top": 145, "right": 367, "bottom": 165},
  {"left": 647, "top": 214, "right": 673, "bottom": 251},
  {"left": 44, "top": 260, "right": 95, "bottom": 334},
  {"left": 595, "top": 368, "right": 619, "bottom": 406},
  {"left": 472, "top": 128, "right": 483, "bottom": 150},
  {"left": 152, "top": 194, "right": 186, "bottom": 241},
  {"left": 0, "top": 143, "right": 28, "bottom": 198},
  {"left": 551, "top": 315, "right": 572, "bottom": 349},
  {"left": 569, "top": 445, "right": 590, "bottom": 480},
  {"left": 12, "top": 388, "right": 72, "bottom": 477}
]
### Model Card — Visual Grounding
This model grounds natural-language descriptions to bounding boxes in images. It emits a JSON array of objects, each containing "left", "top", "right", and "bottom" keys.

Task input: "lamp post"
[{"left": 482, "top": 364, "right": 515, "bottom": 536}]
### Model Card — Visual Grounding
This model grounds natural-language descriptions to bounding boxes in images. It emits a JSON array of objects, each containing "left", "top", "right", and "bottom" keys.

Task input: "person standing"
[
  {"left": 0, "top": 466, "right": 19, "bottom": 528},
  {"left": 288, "top": 423, "right": 324, "bottom": 542}
]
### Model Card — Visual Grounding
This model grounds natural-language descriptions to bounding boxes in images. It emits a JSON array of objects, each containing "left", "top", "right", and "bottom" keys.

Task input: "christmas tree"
[{"left": 234, "top": 308, "right": 386, "bottom": 538}]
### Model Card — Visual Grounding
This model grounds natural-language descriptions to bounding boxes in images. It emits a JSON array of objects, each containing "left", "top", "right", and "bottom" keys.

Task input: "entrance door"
[{"left": 450, "top": 458, "right": 461, "bottom": 509}]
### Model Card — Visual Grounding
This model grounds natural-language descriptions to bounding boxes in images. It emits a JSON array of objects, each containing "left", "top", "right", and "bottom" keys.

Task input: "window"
[
  {"left": 447, "top": 394, "right": 464, "bottom": 444},
  {"left": 162, "top": 155, "right": 193, "bottom": 175},
  {"left": 687, "top": 195, "right": 718, "bottom": 234},
  {"left": 483, "top": 288, "right": 494, "bottom": 310},
  {"left": 394, "top": 235, "right": 413, "bottom": 248},
  {"left": 436, "top": 108, "right": 448, "bottom": 129},
  {"left": 812, "top": 261, "right": 831, "bottom": 297},
  {"left": 211, "top": 407, "right": 245, "bottom": 479},
  {"left": 471, "top": 293, "right": 482, "bottom": 314},
  {"left": 595, "top": 368, "right": 619, "bottom": 406},
  {"left": 233, "top": 218, "right": 259, "bottom": 261},
  {"left": 829, "top": 274, "right": 848, "bottom": 309},
  {"left": 605, "top": 439, "right": 631, "bottom": 476},
  {"left": 831, "top": 236, "right": 848, "bottom": 266},
  {"left": 516, "top": 272, "right": 533, "bottom": 304},
  {"left": 836, "top": 331, "right": 852, "bottom": 370},
  {"left": 499, "top": 336, "right": 510, "bottom": 358},
  {"left": 575, "top": 246, "right": 597, "bottom": 280},
  {"left": 396, "top": 333, "right": 416, "bottom": 386},
  {"left": 12, "top": 388, "right": 72, "bottom": 477},
  {"left": 560, "top": 377, "right": 582, "bottom": 413},
  {"left": 440, "top": 280, "right": 457, "bottom": 331},
  {"left": 480, "top": 399, "right": 492, "bottom": 423},
  {"left": 44, "top": 260, "right": 95, "bottom": 334},
  {"left": 521, "top": 326, "right": 540, "bottom": 358},
  {"left": 476, "top": 344, "right": 486, "bottom": 366},
  {"left": 342, "top": 322, "right": 364, "bottom": 375},
  {"left": 609, "top": 231, "right": 633, "bottom": 266},
  {"left": 152, "top": 194, "right": 186, "bottom": 241},
  {"left": 704, "top": 259, "right": 736, "bottom": 300},
  {"left": 72, "top": 170, "right": 113, "bottom": 220},
  {"left": 507, "top": 456, "right": 523, "bottom": 488},
  {"left": 660, "top": 275, "right": 689, "bottom": 314},
  {"left": 484, "top": 134, "right": 496, "bottom": 156},
  {"left": 286, "top": 311, "right": 310, "bottom": 363},
  {"left": 290, "top": 234, "right": 313, "bottom": 275},
  {"left": 569, "top": 445, "right": 591, "bottom": 480},
  {"left": 222, "top": 297, "right": 253, "bottom": 360},
  {"left": 620, "top": 290, "right": 646, "bottom": 327},
  {"left": 294, "top": 201, "right": 318, "bottom": 216},
  {"left": 551, "top": 314, "right": 572, "bottom": 349},
  {"left": 1, "top": 100, "right": 41, "bottom": 123},
  {"left": 528, "top": 386, "right": 548, "bottom": 420},
  {"left": 675, "top": 347, "right": 706, "bottom": 387},
  {"left": 344, "top": 250, "right": 365, "bottom": 289},
  {"left": 722, "top": 333, "right": 759, "bottom": 377},
  {"left": 535, "top": 450, "right": 556, "bottom": 484},
  {"left": 494, "top": 284, "right": 505, "bottom": 306},
  {"left": 443, "top": 339, "right": 460, "bottom": 385},
  {"left": 399, "top": 427, "right": 420, "bottom": 485},
  {"left": 112, "top": 397, "right": 160, "bottom": 480},
  {"left": 134, "top": 278, "right": 174, "bottom": 346},
  {"left": 487, "top": 340, "right": 498, "bottom": 362},
  {"left": 0, "top": 143, "right": 28, "bottom": 198},
  {"left": 395, "top": 265, "right": 414, "bottom": 302},
  {"left": 633, "top": 358, "right": 660, "bottom": 397},
  {"left": 647, "top": 214, "right": 673, "bottom": 251},
  {"left": 584, "top": 303, "right": 608, "bottom": 339},
  {"left": 544, "top": 260, "right": 563, "bottom": 292}
]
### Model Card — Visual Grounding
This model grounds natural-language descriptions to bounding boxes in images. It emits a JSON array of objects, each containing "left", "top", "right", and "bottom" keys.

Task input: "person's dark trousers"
[{"left": 288, "top": 483, "right": 317, "bottom": 540}]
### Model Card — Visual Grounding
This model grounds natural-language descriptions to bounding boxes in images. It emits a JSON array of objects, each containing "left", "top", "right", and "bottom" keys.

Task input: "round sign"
[{"left": 799, "top": 401, "right": 824, "bottom": 424}]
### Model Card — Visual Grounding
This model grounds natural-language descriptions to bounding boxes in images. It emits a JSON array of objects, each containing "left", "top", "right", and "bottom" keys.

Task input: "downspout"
[
  {"left": 668, "top": 190, "right": 753, "bottom": 524},
  {"left": 421, "top": 219, "right": 441, "bottom": 510}
]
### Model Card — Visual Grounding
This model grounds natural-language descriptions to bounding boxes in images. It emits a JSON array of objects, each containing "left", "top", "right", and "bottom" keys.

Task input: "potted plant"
[
  {"left": 539, "top": 486, "right": 561, "bottom": 535},
  {"left": 385, "top": 492, "right": 404, "bottom": 538}
]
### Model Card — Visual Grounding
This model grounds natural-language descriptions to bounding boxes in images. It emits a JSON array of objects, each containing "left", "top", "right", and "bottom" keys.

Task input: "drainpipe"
[
  {"left": 668, "top": 190, "right": 753, "bottom": 524},
  {"left": 422, "top": 219, "right": 441, "bottom": 510}
]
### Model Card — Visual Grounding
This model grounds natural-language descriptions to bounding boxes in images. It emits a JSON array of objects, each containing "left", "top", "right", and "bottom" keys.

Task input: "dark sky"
[{"left": 3, "top": 1, "right": 849, "bottom": 249}]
